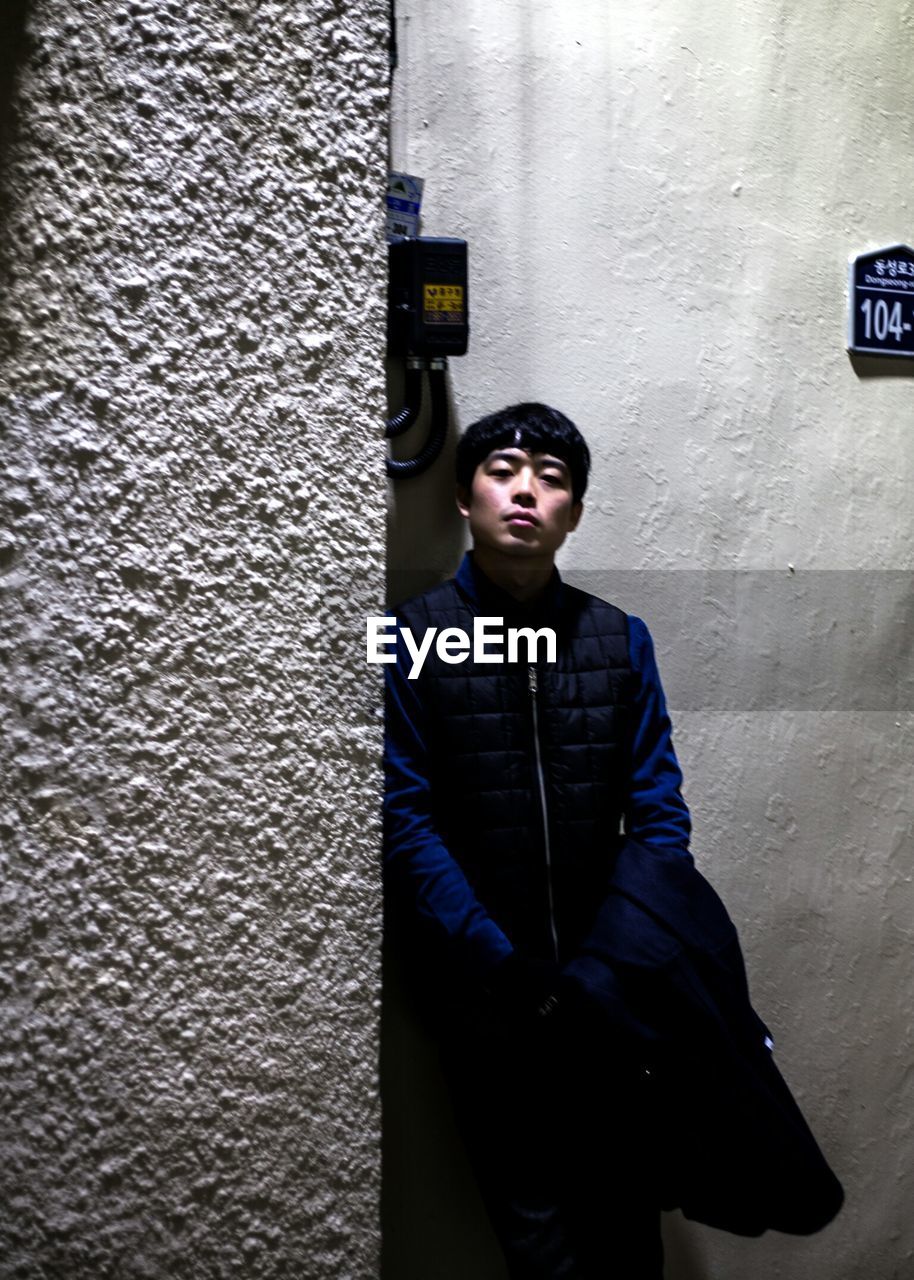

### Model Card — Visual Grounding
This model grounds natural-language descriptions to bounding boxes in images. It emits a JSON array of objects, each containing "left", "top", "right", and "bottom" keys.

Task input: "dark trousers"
[{"left": 440, "top": 1005, "right": 664, "bottom": 1280}]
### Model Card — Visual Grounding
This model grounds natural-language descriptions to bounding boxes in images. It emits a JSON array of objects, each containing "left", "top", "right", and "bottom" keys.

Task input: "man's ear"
[
  {"left": 568, "top": 501, "right": 583, "bottom": 532},
  {"left": 456, "top": 485, "right": 472, "bottom": 519}
]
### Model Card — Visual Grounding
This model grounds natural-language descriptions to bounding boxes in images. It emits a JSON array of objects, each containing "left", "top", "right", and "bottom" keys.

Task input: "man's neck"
[{"left": 471, "top": 546, "right": 556, "bottom": 604}]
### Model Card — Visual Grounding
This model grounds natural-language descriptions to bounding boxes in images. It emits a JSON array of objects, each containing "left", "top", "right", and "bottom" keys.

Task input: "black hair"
[{"left": 455, "top": 402, "right": 591, "bottom": 503}]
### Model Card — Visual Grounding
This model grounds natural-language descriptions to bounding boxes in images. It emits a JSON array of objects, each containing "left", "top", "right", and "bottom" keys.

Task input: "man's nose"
[{"left": 512, "top": 468, "right": 536, "bottom": 504}]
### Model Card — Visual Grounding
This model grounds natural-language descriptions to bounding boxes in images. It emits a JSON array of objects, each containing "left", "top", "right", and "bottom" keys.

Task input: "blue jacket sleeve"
[
  {"left": 383, "top": 624, "right": 514, "bottom": 979},
  {"left": 624, "top": 616, "right": 692, "bottom": 857}
]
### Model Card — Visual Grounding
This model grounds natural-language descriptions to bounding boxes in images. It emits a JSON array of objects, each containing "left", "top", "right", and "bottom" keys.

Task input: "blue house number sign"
[{"left": 848, "top": 245, "right": 914, "bottom": 358}]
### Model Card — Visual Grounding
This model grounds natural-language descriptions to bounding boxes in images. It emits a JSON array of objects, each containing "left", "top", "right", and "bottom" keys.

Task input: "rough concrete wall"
[
  {"left": 386, "top": 2, "right": 914, "bottom": 1278},
  {"left": 0, "top": 3, "right": 387, "bottom": 1277}
]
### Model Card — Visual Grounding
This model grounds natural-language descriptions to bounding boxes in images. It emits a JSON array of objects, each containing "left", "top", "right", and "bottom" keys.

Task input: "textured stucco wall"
[
  {"left": 0, "top": 3, "right": 387, "bottom": 1277},
  {"left": 386, "top": 2, "right": 914, "bottom": 1278}
]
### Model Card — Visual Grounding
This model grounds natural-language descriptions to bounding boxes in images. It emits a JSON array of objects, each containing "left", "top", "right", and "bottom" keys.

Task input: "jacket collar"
[{"left": 454, "top": 551, "right": 566, "bottom": 625}]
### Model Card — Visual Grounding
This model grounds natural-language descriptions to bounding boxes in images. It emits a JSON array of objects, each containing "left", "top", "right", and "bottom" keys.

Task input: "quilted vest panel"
[{"left": 398, "top": 575, "right": 634, "bottom": 962}]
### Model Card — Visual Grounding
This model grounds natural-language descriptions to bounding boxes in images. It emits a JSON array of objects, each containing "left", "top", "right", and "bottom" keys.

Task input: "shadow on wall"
[
  {"left": 380, "top": 952, "right": 510, "bottom": 1280},
  {"left": 383, "top": 363, "right": 491, "bottom": 1278},
  {"left": 0, "top": 0, "right": 30, "bottom": 374},
  {"left": 849, "top": 352, "right": 914, "bottom": 380},
  {"left": 0, "top": 1, "right": 30, "bottom": 155}
]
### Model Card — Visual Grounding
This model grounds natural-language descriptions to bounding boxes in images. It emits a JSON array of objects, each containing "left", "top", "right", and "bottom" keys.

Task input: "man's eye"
[
  {"left": 490, "top": 469, "right": 512, "bottom": 479},
  {"left": 540, "top": 473, "right": 564, "bottom": 486}
]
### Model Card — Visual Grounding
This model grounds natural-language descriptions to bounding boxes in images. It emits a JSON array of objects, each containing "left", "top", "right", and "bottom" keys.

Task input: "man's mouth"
[{"left": 505, "top": 511, "right": 539, "bottom": 526}]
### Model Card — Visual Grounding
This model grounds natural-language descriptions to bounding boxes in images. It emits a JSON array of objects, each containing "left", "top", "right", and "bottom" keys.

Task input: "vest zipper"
[{"left": 529, "top": 664, "right": 560, "bottom": 964}]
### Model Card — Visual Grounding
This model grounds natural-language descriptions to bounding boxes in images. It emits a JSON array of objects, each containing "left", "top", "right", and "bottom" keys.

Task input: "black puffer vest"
[{"left": 398, "top": 556, "right": 635, "bottom": 964}]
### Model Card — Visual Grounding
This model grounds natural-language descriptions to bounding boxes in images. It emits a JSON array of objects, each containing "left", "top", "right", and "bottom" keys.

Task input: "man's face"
[{"left": 457, "top": 447, "right": 583, "bottom": 561}]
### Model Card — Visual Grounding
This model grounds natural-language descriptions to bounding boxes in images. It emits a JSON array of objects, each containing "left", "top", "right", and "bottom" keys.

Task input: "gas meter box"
[{"left": 387, "top": 236, "right": 469, "bottom": 357}]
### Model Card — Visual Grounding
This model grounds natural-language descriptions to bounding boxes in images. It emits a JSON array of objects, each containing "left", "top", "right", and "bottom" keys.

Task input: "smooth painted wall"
[{"left": 385, "top": 3, "right": 914, "bottom": 1278}]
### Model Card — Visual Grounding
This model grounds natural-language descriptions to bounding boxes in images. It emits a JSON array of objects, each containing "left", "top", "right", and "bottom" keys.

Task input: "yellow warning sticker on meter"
[{"left": 424, "top": 283, "right": 464, "bottom": 323}]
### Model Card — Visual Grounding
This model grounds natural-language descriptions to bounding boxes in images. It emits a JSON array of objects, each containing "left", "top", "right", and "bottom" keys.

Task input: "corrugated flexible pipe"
[
  {"left": 385, "top": 359, "right": 424, "bottom": 438},
  {"left": 385, "top": 358, "right": 448, "bottom": 479}
]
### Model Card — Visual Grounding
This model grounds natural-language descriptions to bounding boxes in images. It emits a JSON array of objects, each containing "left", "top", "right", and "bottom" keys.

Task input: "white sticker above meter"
[{"left": 387, "top": 172, "right": 424, "bottom": 241}]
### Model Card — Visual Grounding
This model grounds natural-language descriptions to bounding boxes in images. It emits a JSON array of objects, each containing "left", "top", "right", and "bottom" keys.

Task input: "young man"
[{"left": 384, "top": 403, "right": 691, "bottom": 1279}]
